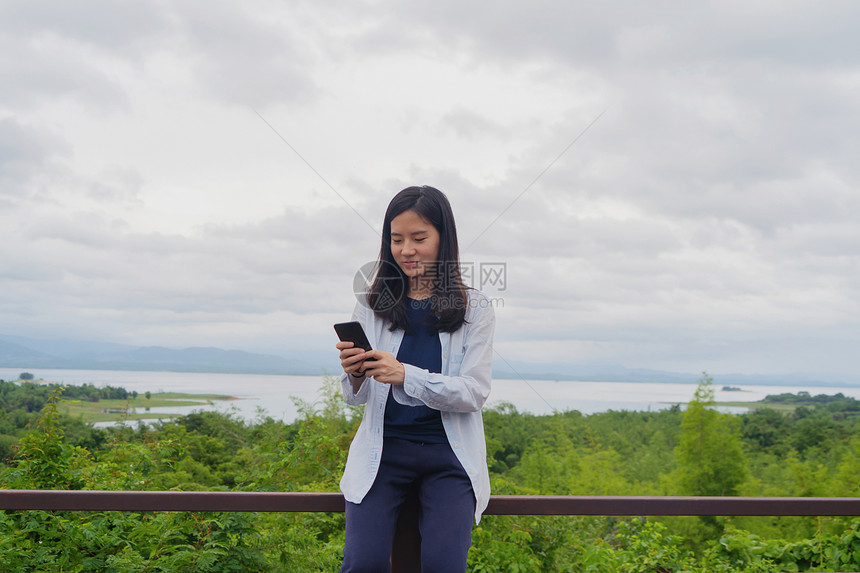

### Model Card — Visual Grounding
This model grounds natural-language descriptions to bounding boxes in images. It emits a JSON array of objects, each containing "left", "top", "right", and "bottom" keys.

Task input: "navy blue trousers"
[{"left": 340, "top": 437, "right": 476, "bottom": 573}]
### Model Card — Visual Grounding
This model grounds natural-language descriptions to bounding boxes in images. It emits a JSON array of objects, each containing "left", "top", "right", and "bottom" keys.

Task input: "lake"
[{"left": 3, "top": 367, "right": 859, "bottom": 426}]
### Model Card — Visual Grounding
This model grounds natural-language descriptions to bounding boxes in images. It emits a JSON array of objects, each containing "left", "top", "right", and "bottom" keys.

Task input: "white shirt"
[{"left": 339, "top": 289, "right": 496, "bottom": 524}]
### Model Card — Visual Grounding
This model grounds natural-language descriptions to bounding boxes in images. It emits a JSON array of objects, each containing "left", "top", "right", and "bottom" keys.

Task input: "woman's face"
[{"left": 390, "top": 209, "right": 440, "bottom": 291}]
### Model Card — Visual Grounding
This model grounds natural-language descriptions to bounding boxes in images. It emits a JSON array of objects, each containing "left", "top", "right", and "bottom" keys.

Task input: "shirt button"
[{"left": 454, "top": 444, "right": 459, "bottom": 449}]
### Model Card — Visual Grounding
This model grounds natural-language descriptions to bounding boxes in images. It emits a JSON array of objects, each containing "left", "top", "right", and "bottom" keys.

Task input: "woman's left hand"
[{"left": 362, "top": 350, "right": 406, "bottom": 385}]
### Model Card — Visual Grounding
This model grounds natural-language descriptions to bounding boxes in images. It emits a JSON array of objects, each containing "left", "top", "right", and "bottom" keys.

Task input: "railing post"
[{"left": 390, "top": 492, "right": 421, "bottom": 573}]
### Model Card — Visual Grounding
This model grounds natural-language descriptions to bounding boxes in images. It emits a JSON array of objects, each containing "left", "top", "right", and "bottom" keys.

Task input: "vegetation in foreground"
[{"left": 0, "top": 374, "right": 859, "bottom": 571}]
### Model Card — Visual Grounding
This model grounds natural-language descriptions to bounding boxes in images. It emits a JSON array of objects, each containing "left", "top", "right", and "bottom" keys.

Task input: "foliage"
[
  {"left": 701, "top": 522, "right": 860, "bottom": 572},
  {"left": 0, "top": 394, "right": 265, "bottom": 570},
  {"left": 469, "top": 516, "right": 543, "bottom": 572},
  {"left": 1, "top": 374, "right": 859, "bottom": 570},
  {"left": 763, "top": 391, "right": 859, "bottom": 406},
  {"left": 4, "top": 391, "right": 91, "bottom": 490},
  {"left": 672, "top": 374, "right": 747, "bottom": 497}
]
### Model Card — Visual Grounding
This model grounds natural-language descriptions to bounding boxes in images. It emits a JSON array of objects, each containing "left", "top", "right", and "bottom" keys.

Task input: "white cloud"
[{"left": 1, "top": 1, "right": 859, "bottom": 380}]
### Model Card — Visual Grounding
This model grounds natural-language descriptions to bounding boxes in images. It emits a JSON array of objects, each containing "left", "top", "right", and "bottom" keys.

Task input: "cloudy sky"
[{"left": 2, "top": 1, "right": 859, "bottom": 382}]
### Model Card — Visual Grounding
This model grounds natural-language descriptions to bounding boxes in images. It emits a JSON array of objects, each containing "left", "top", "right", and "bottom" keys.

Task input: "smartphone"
[
  {"left": 333, "top": 321, "right": 373, "bottom": 353},
  {"left": 334, "top": 321, "right": 376, "bottom": 375}
]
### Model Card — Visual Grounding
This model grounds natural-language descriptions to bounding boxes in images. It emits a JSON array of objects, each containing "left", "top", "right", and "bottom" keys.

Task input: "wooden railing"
[{"left": 2, "top": 491, "right": 859, "bottom": 572}]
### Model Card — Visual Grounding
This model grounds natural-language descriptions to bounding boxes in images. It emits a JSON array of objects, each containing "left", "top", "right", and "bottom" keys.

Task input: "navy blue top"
[{"left": 383, "top": 297, "right": 447, "bottom": 443}]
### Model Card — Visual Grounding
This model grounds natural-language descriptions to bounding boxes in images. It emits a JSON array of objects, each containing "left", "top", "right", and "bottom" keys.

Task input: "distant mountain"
[
  {"left": 0, "top": 334, "right": 137, "bottom": 359},
  {"left": 1, "top": 333, "right": 854, "bottom": 385},
  {"left": 0, "top": 339, "right": 55, "bottom": 365},
  {"left": 0, "top": 334, "right": 328, "bottom": 375},
  {"left": 492, "top": 362, "right": 698, "bottom": 384},
  {"left": 492, "top": 360, "right": 855, "bottom": 387},
  {"left": 82, "top": 346, "right": 302, "bottom": 374}
]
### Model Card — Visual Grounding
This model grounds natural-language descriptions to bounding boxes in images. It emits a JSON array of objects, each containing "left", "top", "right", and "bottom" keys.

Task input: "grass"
[
  {"left": 57, "top": 392, "right": 239, "bottom": 424},
  {"left": 714, "top": 400, "right": 799, "bottom": 412}
]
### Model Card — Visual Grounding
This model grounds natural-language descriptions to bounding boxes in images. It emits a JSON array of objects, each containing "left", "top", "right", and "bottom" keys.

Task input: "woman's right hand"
[{"left": 337, "top": 341, "right": 367, "bottom": 376}]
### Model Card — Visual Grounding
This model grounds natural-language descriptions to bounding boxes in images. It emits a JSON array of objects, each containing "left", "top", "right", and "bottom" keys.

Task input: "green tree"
[
  {"left": 18, "top": 372, "right": 34, "bottom": 381},
  {"left": 673, "top": 374, "right": 747, "bottom": 496},
  {"left": 6, "top": 392, "right": 91, "bottom": 489}
]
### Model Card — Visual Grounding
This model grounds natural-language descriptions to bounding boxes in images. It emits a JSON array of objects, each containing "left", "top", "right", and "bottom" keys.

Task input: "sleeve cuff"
[{"left": 400, "top": 363, "right": 431, "bottom": 406}]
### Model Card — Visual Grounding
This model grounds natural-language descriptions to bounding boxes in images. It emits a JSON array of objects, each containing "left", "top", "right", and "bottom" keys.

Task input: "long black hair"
[{"left": 366, "top": 185, "right": 469, "bottom": 332}]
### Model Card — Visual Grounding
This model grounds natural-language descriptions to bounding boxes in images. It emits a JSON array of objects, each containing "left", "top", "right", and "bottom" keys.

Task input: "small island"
[
  {"left": 60, "top": 391, "right": 239, "bottom": 423},
  {"left": 10, "top": 374, "right": 238, "bottom": 424},
  {"left": 716, "top": 391, "right": 855, "bottom": 412}
]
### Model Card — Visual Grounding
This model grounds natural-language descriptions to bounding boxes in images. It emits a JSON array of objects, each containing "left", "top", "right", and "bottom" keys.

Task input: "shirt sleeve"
[{"left": 400, "top": 292, "right": 495, "bottom": 413}]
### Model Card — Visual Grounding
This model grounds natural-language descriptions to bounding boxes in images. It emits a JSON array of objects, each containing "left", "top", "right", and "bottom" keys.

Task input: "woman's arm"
[{"left": 399, "top": 293, "right": 496, "bottom": 413}]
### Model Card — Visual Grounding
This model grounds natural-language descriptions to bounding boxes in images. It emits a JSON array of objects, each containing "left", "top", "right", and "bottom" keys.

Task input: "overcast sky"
[{"left": 2, "top": 1, "right": 859, "bottom": 381}]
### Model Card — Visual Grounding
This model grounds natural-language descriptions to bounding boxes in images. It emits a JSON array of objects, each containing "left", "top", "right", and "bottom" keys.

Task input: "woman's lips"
[{"left": 403, "top": 261, "right": 419, "bottom": 268}]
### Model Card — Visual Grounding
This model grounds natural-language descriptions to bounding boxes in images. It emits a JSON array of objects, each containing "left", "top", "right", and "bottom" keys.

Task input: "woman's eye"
[
  {"left": 392, "top": 239, "right": 401, "bottom": 244},
  {"left": 415, "top": 238, "right": 425, "bottom": 242}
]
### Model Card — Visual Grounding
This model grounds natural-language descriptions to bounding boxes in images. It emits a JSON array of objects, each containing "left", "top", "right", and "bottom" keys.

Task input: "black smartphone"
[
  {"left": 334, "top": 321, "right": 378, "bottom": 376},
  {"left": 334, "top": 321, "right": 375, "bottom": 375},
  {"left": 333, "top": 321, "right": 373, "bottom": 353}
]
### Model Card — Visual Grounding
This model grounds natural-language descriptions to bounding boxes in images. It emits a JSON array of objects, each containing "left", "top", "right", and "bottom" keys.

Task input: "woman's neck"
[
  {"left": 408, "top": 292, "right": 432, "bottom": 300},
  {"left": 407, "top": 277, "right": 433, "bottom": 300}
]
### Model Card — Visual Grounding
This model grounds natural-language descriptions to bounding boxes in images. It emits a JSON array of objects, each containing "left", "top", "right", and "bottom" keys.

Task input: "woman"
[{"left": 336, "top": 185, "right": 495, "bottom": 572}]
